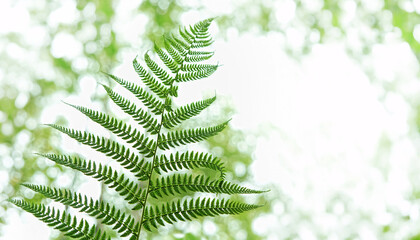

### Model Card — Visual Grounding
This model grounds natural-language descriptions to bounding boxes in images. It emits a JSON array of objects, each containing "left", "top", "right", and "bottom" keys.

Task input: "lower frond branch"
[{"left": 9, "top": 199, "right": 110, "bottom": 240}]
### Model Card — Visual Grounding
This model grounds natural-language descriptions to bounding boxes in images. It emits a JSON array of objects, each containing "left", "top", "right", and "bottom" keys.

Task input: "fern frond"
[
  {"left": 46, "top": 124, "right": 154, "bottom": 176},
  {"left": 144, "top": 52, "right": 174, "bottom": 86},
  {"left": 176, "top": 65, "right": 218, "bottom": 82},
  {"left": 181, "top": 63, "right": 218, "bottom": 72},
  {"left": 163, "top": 36, "right": 185, "bottom": 64},
  {"left": 158, "top": 121, "right": 229, "bottom": 150},
  {"left": 153, "top": 151, "right": 225, "bottom": 179},
  {"left": 190, "top": 38, "right": 214, "bottom": 49},
  {"left": 184, "top": 52, "right": 215, "bottom": 63},
  {"left": 141, "top": 197, "right": 262, "bottom": 231},
  {"left": 179, "top": 26, "right": 194, "bottom": 44},
  {"left": 132, "top": 58, "right": 170, "bottom": 98},
  {"left": 154, "top": 45, "right": 180, "bottom": 73},
  {"left": 149, "top": 174, "right": 266, "bottom": 199},
  {"left": 168, "top": 34, "right": 190, "bottom": 54},
  {"left": 188, "top": 21, "right": 214, "bottom": 49},
  {"left": 38, "top": 154, "right": 146, "bottom": 210},
  {"left": 101, "top": 85, "right": 160, "bottom": 134},
  {"left": 190, "top": 18, "right": 214, "bottom": 37},
  {"left": 65, "top": 103, "right": 160, "bottom": 157},
  {"left": 162, "top": 96, "right": 216, "bottom": 129},
  {"left": 11, "top": 19, "right": 266, "bottom": 239},
  {"left": 9, "top": 199, "right": 110, "bottom": 239},
  {"left": 178, "top": 20, "right": 214, "bottom": 61},
  {"left": 190, "top": 28, "right": 211, "bottom": 40},
  {"left": 104, "top": 75, "right": 164, "bottom": 115},
  {"left": 187, "top": 50, "right": 214, "bottom": 57},
  {"left": 47, "top": 124, "right": 156, "bottom": 159},
  {"left": 21, "top": 184, "right": 139, "bottom": 238},
  {"left": 168, "top": 85, "right": 179, "bottom": 97}
]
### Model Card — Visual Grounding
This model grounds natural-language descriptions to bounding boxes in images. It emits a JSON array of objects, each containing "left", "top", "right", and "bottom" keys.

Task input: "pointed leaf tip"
[{"left": 61, "top": 100, "right": 76, "bottom": 108}]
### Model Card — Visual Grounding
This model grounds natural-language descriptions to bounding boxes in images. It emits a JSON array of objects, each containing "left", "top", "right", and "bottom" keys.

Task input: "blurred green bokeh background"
[{"left": 2, "top": 0, "right": 420, "bottom": 239}]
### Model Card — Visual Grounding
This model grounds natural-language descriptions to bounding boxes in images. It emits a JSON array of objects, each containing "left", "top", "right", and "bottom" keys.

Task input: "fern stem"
[
  {"left": 137, "top": 32, "right": 198, "bottom": 239},
  {"left": 96, "top": 179, "right": 106, "bottom": 233},
  {"left": 137, "top": 114, "right": 164, "bottom": 239},
  {"left": 60, "top": 171, "right": 78, "bottom": 240}
]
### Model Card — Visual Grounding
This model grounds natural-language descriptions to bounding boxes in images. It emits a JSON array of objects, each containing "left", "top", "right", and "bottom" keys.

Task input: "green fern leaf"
[
  {"left": 9, "top": 199, "right": 110, "bottom": 239},
  {"left": 168, "top": 85, "right": 179, "bottom": 97},
  {"left": 179, "top": 26, "right": 194, "bottom": 44},
  {"left": 132, "top": 58, "right": 170, "bottom": 98},
  {"left": 176, "top": 65, "right": 218, "bottom": 82},
  {"left": 181, "top": 63, "right": 219, "bottom": 72},
  {"left": 144, "top": 52, "right": 174, "bottom": 86},
  {"left": 47, "top": 124, "right": 156, "bottom": 158},
  {"left": 158, "top": 121, "right": 229, "bottom": 150},
  {"left": 141, "top": 197, "right": 262, "bottom": 231},
  {"left": 184, "top": 54, "right": 212, "bottom": 63},
  {"left": 163, "top": 36, "right": 185, "bottom": 64},
  {"left": 65, "top": 103, "right": 160, "bottom": 158},
  {"left": 167, "top": 34, "right": 190, "bottom": 54},
  {"left": 187, "top": 50, "right": 214, "bottom": 57},
  {"left": 190, "top": 39, "right": 214, "bottom": 49},
  {"left": 162, "top": 96, "right": 216, "bottom": 129},
  {"left": 190, "top": 19, "right": 213, "bottom": 37},
  {"left": 101, "top": 84, "right": 160, "bottom": 134},
  {"left": 104, "top": 74, "right": 164, "bottom": 115},
  {"left": 154, "top": 151, "right": 225, "bottom": 179},
  {"left": 38, "top": 154, "right": 146, "bottom": 210},
  {"left": 184, "top": 52, "right": 215, "bottom": 62},
  {"left": 149, "top": 174, "right": 266, "bottom": 199},
  {"left": 21, "top": 184, "right": 139, "bottom": 238},
  {"left": 154, "top": 45, "right": 180, "bottom": 73}
]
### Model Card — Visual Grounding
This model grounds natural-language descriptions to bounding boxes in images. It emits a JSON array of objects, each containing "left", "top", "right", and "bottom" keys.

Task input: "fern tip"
[
  {"left": 60, "top": 100, "right": 75, "bottom": 108},
  {"left": 6, "top": 198, "right": 16, "bottom": 204},
  {"left": 34, "top": 152, "right": 52, "bottom": 158},
  {"left": 204, "top": 17, "right": 217, "bottom": 23},
  {"left": 20, "top": 183, "right": 32, "bottom": 188},
  {"left": 99, "top": 83, "right": 112, "bottom": 92},
  {"left": 99, "top": 70, "right": 111, "bottom": 76},
  {"left": 256, "top": 202, "right": 268, "bottom": 208}
]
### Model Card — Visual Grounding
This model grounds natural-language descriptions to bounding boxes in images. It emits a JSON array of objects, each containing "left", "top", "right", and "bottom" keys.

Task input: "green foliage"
[
  {"left": 8, "top": 199, "right": 110, "bottom": 240},
  {"left": 141, "top": 197, "right": 261, "bottom": 232},
  {"left": 10, "top": 18, "right": 266, "bottom": 239}
]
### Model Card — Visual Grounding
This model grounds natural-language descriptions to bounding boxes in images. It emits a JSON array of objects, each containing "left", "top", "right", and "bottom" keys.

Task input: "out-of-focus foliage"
[
  {"left": 3, "top": 0, "right": 420, "bottom": 239},
  {"left": 139, "top": 0, "right": 187, "bottom": 43},
  {"left": 0, "top": 0, "right": 121, "bottom": 235}
]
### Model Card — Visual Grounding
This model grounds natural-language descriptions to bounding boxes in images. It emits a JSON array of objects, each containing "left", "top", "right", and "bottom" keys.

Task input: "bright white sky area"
[{"left": 2, "top": 0, "right": 420, "bottom": 239}]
